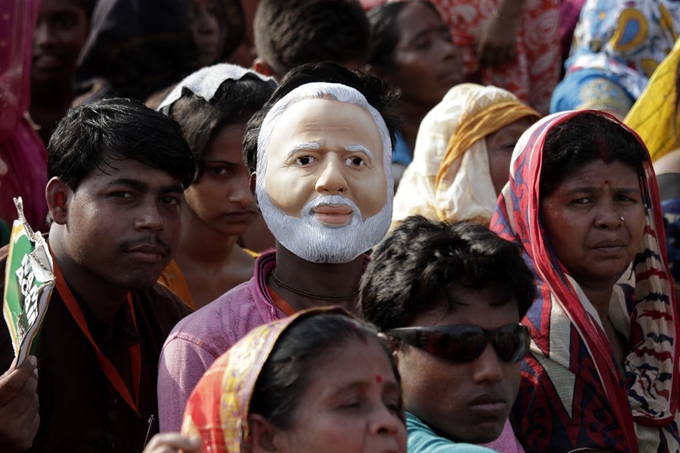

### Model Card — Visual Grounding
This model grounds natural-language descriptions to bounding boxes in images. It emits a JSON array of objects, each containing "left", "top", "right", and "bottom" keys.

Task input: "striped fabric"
[{"left": 490, "top": 110, "right": 680, "bottom": 452}]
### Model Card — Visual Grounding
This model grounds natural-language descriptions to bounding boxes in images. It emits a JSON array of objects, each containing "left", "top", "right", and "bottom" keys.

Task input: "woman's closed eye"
[
  {"left": 338, "top": 398, "right": 362, "bottom": 410},
  {"left": 383, "top": 397, "right": 401, "bottom": 415}
]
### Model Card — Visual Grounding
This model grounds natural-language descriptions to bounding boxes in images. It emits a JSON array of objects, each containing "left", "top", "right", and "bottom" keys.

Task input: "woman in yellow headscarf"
[
  {"left": 180, "top": 307, "right": 407, "bottom": 453},
  {"left": 392, "top": 83, "right": 540, "bottom": 227}
]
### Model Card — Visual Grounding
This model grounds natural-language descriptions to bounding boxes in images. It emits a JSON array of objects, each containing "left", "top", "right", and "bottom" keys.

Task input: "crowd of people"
[{"left": 1, "top": 0, "right": 680, "bottom": 452}]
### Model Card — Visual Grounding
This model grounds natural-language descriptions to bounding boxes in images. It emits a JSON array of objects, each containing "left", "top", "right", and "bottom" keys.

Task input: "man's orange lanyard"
[{"left": 52, "top": 261, "right": 142, "bottom": 417}]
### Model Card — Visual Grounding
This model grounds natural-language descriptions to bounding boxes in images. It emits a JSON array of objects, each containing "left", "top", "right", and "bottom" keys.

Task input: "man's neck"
[
  {"left": 49, "top": 229, "right": 129, "bottom": 326},
  {"left": 269, "top": 243, "right": 365, "bottom": 312}
]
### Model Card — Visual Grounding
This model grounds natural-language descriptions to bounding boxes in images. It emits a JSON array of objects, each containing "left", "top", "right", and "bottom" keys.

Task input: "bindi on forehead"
[
  {"left": 604, "top": 180, "right": 609, "bottom": 184},
  {"left": 375, "top": 374, "right": 382, "bottom": 384}
]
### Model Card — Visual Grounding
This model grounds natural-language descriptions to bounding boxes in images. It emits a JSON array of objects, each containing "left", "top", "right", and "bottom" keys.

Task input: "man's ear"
[
  {"left": 45, "top": 177, "right": 71, "bottom": 225},
  {"left": 378, "top": 332, "right": 401, "bottom": 364},
  {"left": 247, "top": 413, "right": 280, "bottom": 452},
  {"left": 253, "top": 58, "right": 276, "bottom": 79},
  {"left": 249, "top": 173, "right": 259, "bottom": 208}
]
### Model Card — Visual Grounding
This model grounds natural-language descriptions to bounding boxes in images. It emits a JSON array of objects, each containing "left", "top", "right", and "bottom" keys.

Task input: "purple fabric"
[
  {"left": 559, "top": 0, "right": 586, "bottom": 63},
  {"left": 157, "top": 250, "right": 285, "bottom": 433},
  {"left": 482, "top": 420, "right": 525, "bottom": 453}
]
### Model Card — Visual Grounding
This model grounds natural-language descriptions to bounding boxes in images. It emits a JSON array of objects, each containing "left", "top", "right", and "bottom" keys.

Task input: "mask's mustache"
[{"left": 304, "top": 195, "right": 362, "bottom": 221}]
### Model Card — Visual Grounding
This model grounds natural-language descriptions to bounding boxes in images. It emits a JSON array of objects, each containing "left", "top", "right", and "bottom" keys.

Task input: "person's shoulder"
[
  {"left": 165, "top": 277, "right": 272, "bottom": 346},
  {"left": 406, "top": 413, "right": 498, "bottom": 453},
  {"left": 131, "top": 282, "right": 193, "bottom": 334}
]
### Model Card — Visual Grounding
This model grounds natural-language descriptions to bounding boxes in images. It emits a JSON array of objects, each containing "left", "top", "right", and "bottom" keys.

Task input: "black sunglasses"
[{"left": 385, "top": 324, "right": 530, "bottom": 364}]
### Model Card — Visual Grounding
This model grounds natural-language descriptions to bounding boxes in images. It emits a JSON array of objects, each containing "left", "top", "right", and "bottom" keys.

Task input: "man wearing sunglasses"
[{"left": 360, "top": 216, "right": 535, "bottom": 452}]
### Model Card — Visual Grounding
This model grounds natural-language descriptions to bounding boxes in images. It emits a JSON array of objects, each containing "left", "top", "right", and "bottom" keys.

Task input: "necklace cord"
[{"left": 271, "top": 271, "right": 360, "bottom": 302}]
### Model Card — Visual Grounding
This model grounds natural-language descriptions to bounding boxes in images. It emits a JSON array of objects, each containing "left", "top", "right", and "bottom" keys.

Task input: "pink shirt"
[{"left": 157, "top": 251, "right": 285, "bottom": 432}]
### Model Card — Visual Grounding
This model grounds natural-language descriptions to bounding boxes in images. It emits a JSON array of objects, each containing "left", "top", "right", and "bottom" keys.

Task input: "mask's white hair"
[{"left": 256, "top": 82, "right": 394, "bottom": 196}]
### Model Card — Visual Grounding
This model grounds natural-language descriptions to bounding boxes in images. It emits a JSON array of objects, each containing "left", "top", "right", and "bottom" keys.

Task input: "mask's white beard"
[{"left": 257, "top": 188, "right": 392, "bottom": 264}]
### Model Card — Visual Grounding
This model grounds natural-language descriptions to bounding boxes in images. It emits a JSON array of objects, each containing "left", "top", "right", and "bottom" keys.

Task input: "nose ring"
[{"left": 620, "top": 216, "right": 625, "bottom": 221}]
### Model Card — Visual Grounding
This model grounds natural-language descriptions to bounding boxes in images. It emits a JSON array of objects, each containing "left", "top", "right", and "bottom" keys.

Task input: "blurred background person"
[
  {"left": 75, "top": 0, "right": 246, "bottom": 103},
  {"left": 0, "top": 0, "right": 48, "bottom": 232},
  {"left": 430, "top": 0, "right": 560, "bottom": 115},
  {"left": 551, "top": 0, "right": 680, "bottom": 119},
  {"left": 366, "top": 0, "right": 464, "bottom": 187},
  {"left": 30, "top": 0, "right": 93, "bottom": 147},
  {"left": 252, "top": 0, "right": 370, "bottom": 79},
  {"left": 392, "top": 84, "right": 539, "bottom": 228}
]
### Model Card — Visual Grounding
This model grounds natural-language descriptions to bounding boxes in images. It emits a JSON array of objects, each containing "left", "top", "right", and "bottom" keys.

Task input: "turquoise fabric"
[{"left": 407, "top": 412, "right": 499, "bottom": 453}]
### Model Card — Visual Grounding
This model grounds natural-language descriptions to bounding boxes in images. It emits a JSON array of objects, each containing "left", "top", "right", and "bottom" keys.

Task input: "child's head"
[
  {"left": 253, "top": 0, "right": 370, "bottom": 79},
  {"left": 360, "top": 216, "right": 535, "bottom": 444}
]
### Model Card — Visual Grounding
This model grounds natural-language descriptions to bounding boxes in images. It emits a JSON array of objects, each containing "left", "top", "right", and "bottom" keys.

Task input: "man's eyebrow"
[
  {"left": 284, "top": 141, "right": 321, "bottom": 160},
  {"left": 106, "top": 178, "right": 148, "bottom": 192},
  {"left": 106, "top": 178, "right": 183, "bottom": 195},
  {"left": 345, "top": 145, "right": 374, "bottom": 160}
]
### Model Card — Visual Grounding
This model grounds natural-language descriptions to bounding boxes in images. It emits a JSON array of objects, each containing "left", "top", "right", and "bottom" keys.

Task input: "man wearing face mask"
[{"left": 157, "top": 62, "right": 400, "bottom": 433}]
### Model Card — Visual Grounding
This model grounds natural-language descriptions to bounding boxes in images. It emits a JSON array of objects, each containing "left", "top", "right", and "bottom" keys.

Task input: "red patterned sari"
[{"left": 491, "top": 110, "right": 680, "bottom": 452}]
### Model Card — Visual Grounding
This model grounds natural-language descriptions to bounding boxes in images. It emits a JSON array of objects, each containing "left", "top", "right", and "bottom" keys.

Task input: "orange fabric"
[
  {"left": 435, "top": 101, "right": 540, "bottom": 190},
  {"left": 243, "top": 248, "right": 259, "bottom": 258},
  {"left": 266, "top": 285, "right": 296, "bottom": 316},
  {"left": 158, "top": 249, "right": 259, "bottom": 310},
  {"left": 158, "top": 259, "right": 195, "bottom": 310}
]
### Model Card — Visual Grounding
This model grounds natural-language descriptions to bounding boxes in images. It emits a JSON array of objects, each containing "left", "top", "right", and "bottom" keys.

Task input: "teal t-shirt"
[{"left": 406, "top": 412, "right": 499, "bottom": 453}]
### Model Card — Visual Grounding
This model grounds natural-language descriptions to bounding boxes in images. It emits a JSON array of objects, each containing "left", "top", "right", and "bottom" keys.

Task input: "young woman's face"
[
  {"left": 32, "top": 0, "right": 90, "bottom": 83},
  {"left": 183, "top": 123, "right": 257, "bottom": 236},
  {"left": 265, "top": 338, "right": 407, "bottom": 453},
  {"left": 188, "top": 0, "right": 224, "bottom": 68},
  {"left": 382, "top": 2, "right": 462, "bottom": 108},
  {"left": 540, "top": 159, "right": 645, "bottom": 287}
]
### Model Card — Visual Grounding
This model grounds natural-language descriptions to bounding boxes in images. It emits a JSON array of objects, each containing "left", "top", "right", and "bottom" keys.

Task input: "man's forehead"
[{"left": 82, "top": 153, "right": 181, "bottom": 186}]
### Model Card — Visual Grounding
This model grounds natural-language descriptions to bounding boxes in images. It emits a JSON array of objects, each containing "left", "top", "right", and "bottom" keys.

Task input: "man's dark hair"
[
  {"left": 253, "top": 0, "right": 370, "bottom": 78},
  {"left": 540, "top": 111, "right": 648, "bottom": 198},
  {"left": 48, "top": 98, "right": 195, "bottom": 190},
  {"left": 243, "top": 61, "right": 401, "bottom": 175},
  {"left": 166, "top": 74, "right": 276, "bottom": 181},
  {"left": 360, "top": 216, "right": 536, "bottom": 331}
]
